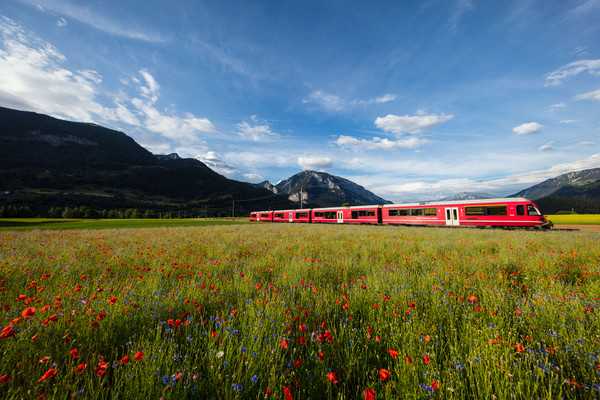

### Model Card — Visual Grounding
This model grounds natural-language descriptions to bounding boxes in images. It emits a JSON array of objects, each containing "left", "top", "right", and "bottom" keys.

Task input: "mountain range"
[
  {"left": 255, "top": 170, "right": 391, "bottom": 208},
  {"left": 1, "top": 106, "right": 599, "bottom": 216}
]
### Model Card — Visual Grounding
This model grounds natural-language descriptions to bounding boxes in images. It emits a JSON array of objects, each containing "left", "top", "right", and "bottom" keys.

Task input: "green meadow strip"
[{"left": 0, "top": 224, "right": 598, "bottom": 399}]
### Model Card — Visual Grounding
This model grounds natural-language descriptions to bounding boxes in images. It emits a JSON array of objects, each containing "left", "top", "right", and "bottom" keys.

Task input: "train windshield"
[{"left": 527, "top": 204, "right": 541, "bottom": 216}]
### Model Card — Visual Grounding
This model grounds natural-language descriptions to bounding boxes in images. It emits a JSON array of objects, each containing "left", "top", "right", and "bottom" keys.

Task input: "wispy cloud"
[
  {"left": 21, "top": 0, "right": 167, "bottom": 43},
  {"left": 539, "top": 141, "right": 555, "bottom": 151},
  {"left": 513, "top": 122, "right": 542, "bottom": 135},
  {"left": 0, "top": 17, "right": 218, "bottom": 154},
  {"left": 575, "top": 88, "right": 600, "bottom": 101},
  {"left": 236, "top": 116, "right": 280, "bottom": 142},
  {"left": 545, "top": 59, "right": 600, "bottom": 86},
  {"left": 334, "top": 135, "right": 427, "bottom": 150},
  {"left": 304, "top": 90, "right": 397, "bottom": 111}
]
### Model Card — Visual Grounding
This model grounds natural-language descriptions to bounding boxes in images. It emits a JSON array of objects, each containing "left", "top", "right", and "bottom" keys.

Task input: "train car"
[
  {"left": 271, "top": 209, "right": 311, "bottom": 223},
  {"left": 382, "top": 198, "right": 551, "bottom": 229},
  {"left": 311, "top": 205, "right": 381, "bottom": 224},
  {"left": 249, "top": 211, "right": 273, "bottom": 222}
]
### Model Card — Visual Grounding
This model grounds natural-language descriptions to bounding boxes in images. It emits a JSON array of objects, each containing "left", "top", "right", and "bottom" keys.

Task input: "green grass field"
[
  {"left": 0, "top": 218, "right": 247, "bottom": 231},
  {"left": 1, "top": 214, "right": 598, "bottom": 232},
  {"left": 1, "top": 224, "right": 598, "bottom": 399},
  {"left": 546, "top": 214, "right": 600, "bottom": 225}
]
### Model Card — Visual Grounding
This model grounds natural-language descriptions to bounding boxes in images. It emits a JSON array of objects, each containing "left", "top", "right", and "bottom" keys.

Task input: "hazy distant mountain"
[
  {"left": 511, "top": 168, "right": 600, "bottom": 200},
  {"left": 0, "top": 106, "right": 294, "bottom": 215},
  {"left": 258, "top": 170, "right": 391, "bottom": 207},
  {"left": 440, "top": 192, "right": 495, "bottom": 201}
]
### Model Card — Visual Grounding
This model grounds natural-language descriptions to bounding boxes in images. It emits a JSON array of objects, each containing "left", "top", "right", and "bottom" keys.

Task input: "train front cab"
[{"left": 459, "top": 200, "right": 550, "bottom": 229}]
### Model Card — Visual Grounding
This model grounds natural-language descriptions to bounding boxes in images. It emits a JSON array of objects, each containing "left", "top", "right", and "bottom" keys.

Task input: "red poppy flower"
[
  {"left": 363, "top": 388, "right": 375, "bottom": 400},
  {"left": 388, "top": 349, "right": 399, "bottom": 358},
  {"left": 405, "top": 356, "right": 413, "bottom": 364},
  {"left": 22, "top": 307, "right": 36, "bottom": 318},
  {"left": 39, "top": 356, "right": 51, "bottom": 363},
  {"left": 121, "top": 355, "right": 130, "bottom": 364},
  {"left": 73, "top": 363, "right": 87, "bottom": 374},
  {"left": 95, "top": 362, "right": 108, "bottom": 376},
  {"left": 423, "top": 355, "right": 431, "bottom": 364},
  {"left": 134, "top": 351, "right": 144, "bottom": 361},
  {"left": 431, "top": 381, "right": 439, "bottom": 390},
  {"left": 96, "top": 313, "right": 106, "bottom": 320},
  {"left": 48, "top": 315, "right": 58, "bottom": 322},
  {"left": 0, "top": 327, "right": 15, "bottom": 339},
  {"left": 0, "top": 374, "right": 10, "bottom": 385},
  {"left": 318, "top": 352, "right": 324, "bottom": 360},
  {"left": 107, "top": 297, "right": 117, "bottom": 304},
  {"left": 38, "top": 368, "right": 56, "bottom": 382},
  {"left": 70, "top": 349, "right": 79, "bottom": 359},
  {"left": 378, "top": 369, "right": 391, "bottom": 381},
  {"left": 514, "top": 344, "right": 525, "bottom": 352},
  {"left": 294, "top": 359, "right": 302, "bottom": 368},
  {"left": 284, "top": 385, "right": 294, "bottom": 400},
  {"left": 408, "top": 302, "right": 415, "bottom": 309},
  {"left": 280, "top": 340, "right": 288, "bottom": 349},
  {"left": 327, "top": 371, "right": 338, "bottom": 383}
]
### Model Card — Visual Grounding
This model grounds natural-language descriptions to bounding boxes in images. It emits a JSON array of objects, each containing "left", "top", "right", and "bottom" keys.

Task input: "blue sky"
[{"left": 1, "top": 0, "right": 599, "bottom": 202}]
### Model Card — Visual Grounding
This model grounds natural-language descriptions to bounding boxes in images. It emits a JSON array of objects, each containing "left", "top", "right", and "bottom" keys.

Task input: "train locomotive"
[{"left": 250, "top": 198, "right": 552, "bottom": 229}]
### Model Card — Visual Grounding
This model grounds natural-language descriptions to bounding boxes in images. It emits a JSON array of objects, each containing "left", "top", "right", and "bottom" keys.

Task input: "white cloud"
[
  {"left": 196, "top": 151, "right": 238, "bottom": 174},
  {"left": 374, "top": 112, "right": 453, "bottom": 135},
  {"left": 549, "top": 102, "right": 566, "bottom": 111},
  {"left": 545, "top": 59, "right": 600, "bottom": 86},
  {"left": 575, "top": 88, "right": 600, "bottom": 101},
  {"left": 236, "top": 116, "right": 279, "bottom": 141},
  {"left": 334, "top": 135, "right": 427, "bottom": 150},
  {"left": 56, "top": 17, "right": 68, "bottom": 27},
  {"left": 560, "top": 119, "right": 575, "bottom": 124},
  {"left": 244, "top": 173, "right": 264, "bottom": 182},
  {"left": 298, "top": 156, "right": 333, "bottom": 170},
  {"left": 0, "top": 16, "right": 105, "bottom": 121},
  {"left": 303, "top": 90, "right": 343, "bottom": 111},
  {"left": 539, "top": 141, "right": 555, "bottom": 151},
  {"left": 304, "top": 90, "right": 397, "bottom": 111},
  {"left": 373, "top": 94, "right": 397, "bottom": 103},
  {"left": 0, "top": 18, "right": 219, "bottom": 154},
  {"left": 513, "top": 122, "right": 542, "bottom": 135}
]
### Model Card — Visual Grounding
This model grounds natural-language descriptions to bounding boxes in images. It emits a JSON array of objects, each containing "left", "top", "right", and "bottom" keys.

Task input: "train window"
[
  {"left": 398, "top": 209, "right": 409, "bottom": 216},
  {"left": 424, "top": 208, "right": 437, "bottom": 216},
  {"left": 465, "top": 207, "right": 484, "bottom": 216},
  {"left": 527, "top": 205, "right": 541, "bottom": 216},
  {"left": 516, "top": 205, "right": 525, "bottom": 216},
  {"left": 295, "top": 212, "right": 308, "bottom": 218},
  {"left": 274, "top": 213, "right": 284, "bottom": 218},
  {"left": 261, "top": 213, "right": 270, "bottom": 218},
  {"left": 351, "top": 211, "right": 358, "bottom": 219},
  {"left": 486, "top": 206, "right": 507, "bottom": 216},
  {"left": 315, "top": 211, "right": 336, "bottom": 219},
  {"left": 388, "top": 209, "right": 398, "bottom": 216},
  {"left": 411, "top": 209, "right": 424, "bottom": 216}
]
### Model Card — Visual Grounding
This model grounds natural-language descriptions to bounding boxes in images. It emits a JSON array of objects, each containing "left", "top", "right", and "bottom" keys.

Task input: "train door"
[
  {"left": 445, "top": 207, "right": 459, "bottom": 226},
  {"left": 337, "top": 211, "right": 344, "bottom": 223},
  {"left": 289, "top": 212, "right": 293, "bottom": 222}
]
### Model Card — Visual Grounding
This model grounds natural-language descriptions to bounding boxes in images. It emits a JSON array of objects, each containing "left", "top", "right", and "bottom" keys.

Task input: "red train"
[{"left": 250, "top": 198, "right": 553, "bottom": 229}]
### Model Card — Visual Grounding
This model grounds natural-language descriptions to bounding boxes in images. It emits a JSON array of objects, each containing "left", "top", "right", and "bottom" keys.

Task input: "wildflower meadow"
[{"left": 0, "top": 224, "right": 598, "bottom": 399}]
